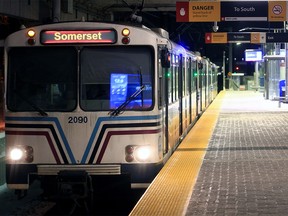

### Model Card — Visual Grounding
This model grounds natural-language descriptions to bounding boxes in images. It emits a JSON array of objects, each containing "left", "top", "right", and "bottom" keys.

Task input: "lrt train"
[{"left": 4, "top": 21, "right": 218, "bottom": 198}]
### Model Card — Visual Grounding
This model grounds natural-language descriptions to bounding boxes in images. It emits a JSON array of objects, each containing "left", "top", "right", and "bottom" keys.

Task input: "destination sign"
[
  {"left": 227, "top": 32, "right": 251, "bottom": 43},
  {"left": 40, "top": 30, "right": 117, "bottom": 44},
  {"left": 221, "top": 1, "right": 268, "bottom": 21}
]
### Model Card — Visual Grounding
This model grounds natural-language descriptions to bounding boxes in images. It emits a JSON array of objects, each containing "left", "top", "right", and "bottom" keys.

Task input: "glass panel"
[
  {"left": 80, "top": 46, "right": 153, "bottom": 111},
  {"left": 268, "top": 60, "right": 281, "bottom": 99},
  {"left": 7, "top": 47, "right": 77, "bottom": 112}
]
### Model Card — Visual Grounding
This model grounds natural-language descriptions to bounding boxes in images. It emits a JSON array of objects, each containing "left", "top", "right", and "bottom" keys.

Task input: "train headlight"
[
  {"left": 122, "top": 28, "right": 130, "bottom": 36},
  {"left": 27, "top": 29, "right": 36, "bottom": 37},
  {"left": 10, "top": 148, "right": 23, "bottom": 161},
  {"left": 8, "top": 146, "right": 33, "bottom": 163},
  {"left": 135, "top": 146, "right": 151, "bottom": 162},
  {"left": 26, "top": 29, "right": 36, "bottom": 45},
  {"left": 125, "top": 145, "right": 152, "bottom": 162}
]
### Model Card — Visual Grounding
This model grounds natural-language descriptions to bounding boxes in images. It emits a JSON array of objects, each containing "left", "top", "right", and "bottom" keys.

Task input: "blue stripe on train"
[{"left": 5, "top": 115, "right": 161, "bottom": 164}]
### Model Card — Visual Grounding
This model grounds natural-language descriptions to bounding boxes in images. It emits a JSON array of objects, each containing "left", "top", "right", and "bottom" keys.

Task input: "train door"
[
  {"left": 178, "top": 54, "right": 183, "bottom": 137},
  {"left": 195, "top": 61, "right": 199, "bottom": 116},
  {"left": 191, "top": 59, "right": 197, "bottom": 121},
  {"left": 188, "top": 57, "right": 192, "bottom": 125},
  {"left": 207, "top": 63, "right": 212, "bottom": 103},
  {"left": 198, "top": 61, "right": 203, "bottom": 113},
  {"left": 202, "top": 61, "right": 207, "bottom": 109},
  {"left": 159, "top": 47, "right": 170, "bottom": 154}
]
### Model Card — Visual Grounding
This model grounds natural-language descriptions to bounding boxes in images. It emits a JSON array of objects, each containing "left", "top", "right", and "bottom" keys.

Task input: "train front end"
[{"left": 4, "top": 22, "right": 167, "bottom": 196}]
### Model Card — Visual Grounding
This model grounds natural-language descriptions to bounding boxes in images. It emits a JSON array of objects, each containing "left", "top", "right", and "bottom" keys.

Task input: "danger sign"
[{"left": 176, "top": 1, "right": 221, "bottom": 22}]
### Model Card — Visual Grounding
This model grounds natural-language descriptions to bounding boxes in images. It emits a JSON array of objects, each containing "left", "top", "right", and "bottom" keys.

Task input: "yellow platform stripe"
[{"left": 129, "top": 91, "right": 225, "bottom": 216}]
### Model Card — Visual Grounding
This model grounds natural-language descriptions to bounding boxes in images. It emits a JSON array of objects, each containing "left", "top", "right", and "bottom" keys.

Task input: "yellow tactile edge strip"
[{"left": 129, "top": 91, "right": 225, "bottom": 216}]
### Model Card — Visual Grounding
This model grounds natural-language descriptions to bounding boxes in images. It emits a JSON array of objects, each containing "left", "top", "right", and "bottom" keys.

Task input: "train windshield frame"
[
  {"left": 6, "top": 45, "right": 154, "bottom": 112},
  {"left": 80, "top": 46, "right": 154, "bottom": 111}
]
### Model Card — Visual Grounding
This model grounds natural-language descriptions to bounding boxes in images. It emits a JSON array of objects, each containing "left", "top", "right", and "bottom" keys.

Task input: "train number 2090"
[{"left": 68, "top": 116, "right": 88, "bottom": 124}]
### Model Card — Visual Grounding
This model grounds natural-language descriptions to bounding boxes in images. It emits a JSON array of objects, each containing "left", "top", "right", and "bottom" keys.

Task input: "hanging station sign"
[{"left": 176, "top": 1, "right": 288, "bottom": 22}]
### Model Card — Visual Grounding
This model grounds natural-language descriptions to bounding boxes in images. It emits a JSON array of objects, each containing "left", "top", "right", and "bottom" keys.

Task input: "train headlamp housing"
[
  {"left": 8, "top": 146, "right": 34, "bottom": 163},
  {"left": 121, "top": 28, "right": 130, "bottom": 44},
  {"left": 26, "top": 29, "right": 36, "bottom": 45},
  {"left": 125, "top": 145, "right": 152, "bottom": 162}
]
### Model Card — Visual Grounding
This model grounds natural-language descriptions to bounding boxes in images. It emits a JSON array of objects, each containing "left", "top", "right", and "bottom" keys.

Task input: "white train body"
[{"left": 4, "top": 22, "right": 218, "bottom": 194}]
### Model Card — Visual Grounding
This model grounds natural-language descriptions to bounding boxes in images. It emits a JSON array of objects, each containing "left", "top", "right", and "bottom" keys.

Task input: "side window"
[
  {"left": 175, "top": 55, "right": 179, "bottom": 101},
  {"left": 187, "top": 57, "right": 192, "bottom": 94},
  {"left": 182, "top": 56, "right": 186, "bottom": 97}
]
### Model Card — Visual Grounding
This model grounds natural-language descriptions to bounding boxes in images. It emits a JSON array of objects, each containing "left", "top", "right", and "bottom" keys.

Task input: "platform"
[{"left": 130, "top": 91, "right": 288, "bottom": 215}]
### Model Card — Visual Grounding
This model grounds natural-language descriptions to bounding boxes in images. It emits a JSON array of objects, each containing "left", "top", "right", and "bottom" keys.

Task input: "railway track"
[{"left": 0, "top": 181, "right": 145, "bottom": 215}]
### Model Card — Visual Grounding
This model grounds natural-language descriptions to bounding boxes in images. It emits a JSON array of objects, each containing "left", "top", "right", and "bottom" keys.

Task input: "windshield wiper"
[
  {"left": 139, "top": 67, "right": 144, "bottom": 107},
  {"left": 14, "top": 90, "right": 48, "bottom": 116},
  {"left": 109, "top": 85, "right": 145, "bottom": 117}
]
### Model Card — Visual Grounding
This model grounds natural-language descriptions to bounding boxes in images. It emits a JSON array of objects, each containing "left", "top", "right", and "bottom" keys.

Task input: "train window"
[
  {"left": 192, "top": 60, "right": 197, "bottom": 91},
  {"left": 80, "top": 46, "right": 154, "bottom": 111},
  {"left": 182, "top": 56, "right": 186, "bottom": 97},
  {"left": 7, "top": 47, "right": 77, "bottom": 112},
  {"left": 175, "top": 55, "right": 179, "bottom": 101},
  {"left": 187, "top": 58, "right": 191, "bottom": 94},
  {"left": 172, "top": 61, "right": 176, "bottom": 102},
  {"left": 167, "top": 67, "right": 172, "bottom": 104}
]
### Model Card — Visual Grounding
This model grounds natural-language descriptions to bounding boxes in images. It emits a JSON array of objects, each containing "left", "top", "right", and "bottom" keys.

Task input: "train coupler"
[{"left": 57, "top": 170, "right": 93, "bottom": 214}]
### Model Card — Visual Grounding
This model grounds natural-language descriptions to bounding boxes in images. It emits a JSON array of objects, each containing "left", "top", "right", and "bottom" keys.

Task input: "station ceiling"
[
  {"left": 72, "top": 0, "right": 218, "bottom": 55},
  {"left": 71, "top": 0, "right": 283, "bottom": 66},
  {"left": 74, "top": 0, "right": 177, "bottom": 12}
]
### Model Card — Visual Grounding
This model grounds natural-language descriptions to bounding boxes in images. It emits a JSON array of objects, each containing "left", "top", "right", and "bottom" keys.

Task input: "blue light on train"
[{"left": 110, "top": 73, "right": 128, "bottom": 109}]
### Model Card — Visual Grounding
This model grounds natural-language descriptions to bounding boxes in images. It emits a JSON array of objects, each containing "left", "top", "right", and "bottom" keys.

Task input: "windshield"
[
  {"left": 7, "top": 47, "right": 77, "bottom": 112},
  {"left": 7, "top": 46, "right": 154, "bottom": 113},
  {"left": 80, "top": 46, "right": 153, "bottom": 111}
]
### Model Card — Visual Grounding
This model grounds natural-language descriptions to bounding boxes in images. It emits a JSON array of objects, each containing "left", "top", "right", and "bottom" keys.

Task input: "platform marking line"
[{"left": 129, "top": 91, "right": 225, "bottom": 216}]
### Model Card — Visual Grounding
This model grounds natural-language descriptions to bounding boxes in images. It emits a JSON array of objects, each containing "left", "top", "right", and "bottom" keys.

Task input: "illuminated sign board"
[
  {"left": 245, "top": 49, "right": 263, "bottom": 62},
  {"left": 221, "top": 1, "right": 268, "bottom": 21},
  {"left": 40, "top": 30, "right": 117, "bottom": 44},
  {"left": 176, "top": 1, "right": 220, "bottom": 22}
]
